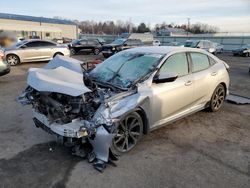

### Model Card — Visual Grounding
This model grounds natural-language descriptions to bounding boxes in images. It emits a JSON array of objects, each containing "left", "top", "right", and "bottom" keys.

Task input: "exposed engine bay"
[
  {"left": 18, "top": 55, "right": 137, "bottom": 172},
  {"left": 25, "top": 87, "right": 110, "bottom": 124}
]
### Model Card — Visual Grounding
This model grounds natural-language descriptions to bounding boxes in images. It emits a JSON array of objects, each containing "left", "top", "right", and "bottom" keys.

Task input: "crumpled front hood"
[{"left": 27, "top": 55, "right": 91, "bottom": 96}]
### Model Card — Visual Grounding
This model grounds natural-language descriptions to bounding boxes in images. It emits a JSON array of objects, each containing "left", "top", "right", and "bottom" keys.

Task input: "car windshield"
[
  {"left": 184, "top": 41, "right": 199, "bottom": 47},
  {"left": 72, "top": 39, "right": 81, "bottom": 44},
  {"left": 98, "top": 38, "right": 105, "bottom": 43},
  {"left": 12, "top": 40, "right": 27, "bottom": 48},
  {"left": 89, "top": 51, "right": 164, "bottom": 88},
  {"left": 111, "top": 39, "right": 126, "bottom": 45},
  {"left": 242, "top": 44, "right": 250, "bottom": 49}
]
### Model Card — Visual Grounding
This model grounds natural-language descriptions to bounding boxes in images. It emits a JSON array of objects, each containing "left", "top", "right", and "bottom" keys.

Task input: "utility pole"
[
  {"left": 128, "top": 18, "right": 132, "bottom": 33},
  {"left": 187, "top": 18, "right": 190, "bottom": 36}
]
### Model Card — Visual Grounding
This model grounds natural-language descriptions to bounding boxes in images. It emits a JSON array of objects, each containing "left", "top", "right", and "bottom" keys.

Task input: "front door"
[
  {"left": 150, "top": 52, "right": 194, "bottom": 128},
  {"left": 18, "top": 41, "right": 41, "bottom": 62}
]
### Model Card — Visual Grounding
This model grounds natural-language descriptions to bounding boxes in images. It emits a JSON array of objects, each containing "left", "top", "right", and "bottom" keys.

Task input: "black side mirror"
[
  {"left": 124, "top": 43, "right": 128, "bottom": 46},
  {"left": 153, "top": 72, "right": 178, "bottom": 84}
]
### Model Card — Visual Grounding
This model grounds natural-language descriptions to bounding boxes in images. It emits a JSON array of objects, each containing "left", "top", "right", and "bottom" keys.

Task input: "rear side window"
[
  {"left": 25, "top": 41, "right": 40, "bottom": 48},
  {"left": 190, "top": 52, "right": 210, "bottom": 72},
  {"left": 159, "top": 53, "right": 189, "bottom": 77},
  {"left": 209, "top": 56, "right": 217, "bottom": 65},
  {"left": 39, "top": 41, "right": 56, "bottom": 47},
  {"left": 80, "top": 40, "right": 87, "bottom": 45},
  {"left": 88, "top": 40, "right": 98, "bottom": 45}
]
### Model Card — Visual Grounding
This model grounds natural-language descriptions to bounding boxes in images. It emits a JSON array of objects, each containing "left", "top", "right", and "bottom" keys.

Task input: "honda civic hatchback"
[{"left": 19, "top": 47, "right": 229, "bottom": 167}]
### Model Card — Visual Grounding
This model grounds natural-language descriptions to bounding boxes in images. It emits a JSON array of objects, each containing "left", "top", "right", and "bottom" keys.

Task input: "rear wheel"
[
  {"left": 70, "top": 48, "right": 76, "bottom": 55},
  {"left": 111, "top": 112, "right": 143, "bottom": 154},
  {"left": 102, "top": 53, "right": 110, "bottom": 58},
  {"left": 7, "top": 54, "right": 20, "bottom": 66},
  {"left": 208, "top": 84, "right": 226, "bottom": 112},
  {"left": 93, "top": 48, "right": 100, "bottom": 55}
]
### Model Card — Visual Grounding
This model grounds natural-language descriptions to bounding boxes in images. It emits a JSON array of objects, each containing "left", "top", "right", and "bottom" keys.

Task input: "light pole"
[{"left": 187, "top": 18, "right": 190, "bottom": 36}]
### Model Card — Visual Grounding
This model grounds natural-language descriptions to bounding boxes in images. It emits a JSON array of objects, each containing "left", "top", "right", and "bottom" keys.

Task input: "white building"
[{"left": 0, "top": 13, "right": 78, "bottom": 40}]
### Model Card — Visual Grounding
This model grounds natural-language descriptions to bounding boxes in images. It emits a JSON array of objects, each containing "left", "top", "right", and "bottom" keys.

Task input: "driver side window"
[{"left": 159, "top": 53, "right": 189, "bottom": 77}]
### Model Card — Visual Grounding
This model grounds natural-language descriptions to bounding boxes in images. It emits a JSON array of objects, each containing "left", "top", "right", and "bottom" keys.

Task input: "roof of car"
[
  {"left": 23, "top": 39, "right": 56, "bottom": 43},
  {"left": 125, "top": 46, "right": 205, "bottom": 54}
]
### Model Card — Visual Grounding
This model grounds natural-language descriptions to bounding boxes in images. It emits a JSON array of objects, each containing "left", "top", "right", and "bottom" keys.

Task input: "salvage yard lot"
[{"left": 0, "top": 53, "right": 249, "bottom": 188}]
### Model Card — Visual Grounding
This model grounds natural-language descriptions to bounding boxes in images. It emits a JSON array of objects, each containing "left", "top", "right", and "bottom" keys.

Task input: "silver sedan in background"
[{"left": 4, "top": 39, "right": 70, "bottom": 65}]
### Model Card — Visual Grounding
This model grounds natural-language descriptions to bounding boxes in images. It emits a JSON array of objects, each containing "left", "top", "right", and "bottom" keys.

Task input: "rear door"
[
  {"left": 87, "top": 39, "right": 99, "bottom": 50},
  {"left": 150, "top": 52, "right": 194, "bottom": 128},
  {"left": 38, "top": 41, "right": 57, "bottom": 60},
  {"left": 189, "top": 52, "right": 215, "bottom": 109}
]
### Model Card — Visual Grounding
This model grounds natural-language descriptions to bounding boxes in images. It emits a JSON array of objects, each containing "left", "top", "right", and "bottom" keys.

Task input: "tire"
[
  {"left": 7, "top": 54, "right": 20, "bottom": 66},
  {"left": 53, "top": 52, "right": 64, "bottom": 58},
  {"left": 208, "top": 84, "right": 226, "bottom": 112},
  {"left": 93, "top": 48, "right": 100, "bottom": 55},
  {"left": 70, "top": 48, "right": 76, "bottom": 55},
  {"left": 245, "top": 52, "right": 250, "bottom": 57},
  {"left": 111, "top": 112, "right": 143, "bottom": 155},
  {"left": 102, "top": 53, "right": 110, "bottom": 58}
]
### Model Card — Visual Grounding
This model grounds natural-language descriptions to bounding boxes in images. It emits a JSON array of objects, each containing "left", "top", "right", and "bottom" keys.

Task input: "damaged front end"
[{"left": 18, "top": 56, "right": 136, "bottom": 172}]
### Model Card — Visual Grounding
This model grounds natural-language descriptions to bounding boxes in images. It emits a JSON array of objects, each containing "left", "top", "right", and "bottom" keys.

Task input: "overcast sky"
[{"left": 0, "top": 0, "right": 250, "bottom": 32}]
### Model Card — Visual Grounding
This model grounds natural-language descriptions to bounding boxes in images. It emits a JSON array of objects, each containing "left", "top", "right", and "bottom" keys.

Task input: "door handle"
[
  {"left": 211, "top": 71, "right": 217, "bottom": 76},
  {"left": 185, "top": 80, "right": 192, "bottom": 86}
]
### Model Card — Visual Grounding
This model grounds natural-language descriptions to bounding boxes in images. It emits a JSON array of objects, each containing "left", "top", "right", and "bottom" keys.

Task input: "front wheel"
[
  {"left": 208, "top": 84, "right": 226, "bottom": 112},
  {"left": 111, "top": 112, "right": 143, "bottom": 154},
  {"left": 7, "top": 54, "right": 20, "bottom": 66}
]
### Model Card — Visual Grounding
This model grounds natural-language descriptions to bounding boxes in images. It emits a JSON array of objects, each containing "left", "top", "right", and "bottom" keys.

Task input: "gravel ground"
[{"left": 0, "top": 53, "right": 249, "bottom": 188}]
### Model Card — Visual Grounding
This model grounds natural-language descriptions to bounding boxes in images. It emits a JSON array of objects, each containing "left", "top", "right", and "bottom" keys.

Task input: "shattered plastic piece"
[
  {"left": 88, "top": 126, "right": 116, "bottom": 162},
  {"left": 93, "top": 159, "right": 106, "bottom": 173},
  {"left": 226, "top": 94, "right": 250, "bottom": 105}
]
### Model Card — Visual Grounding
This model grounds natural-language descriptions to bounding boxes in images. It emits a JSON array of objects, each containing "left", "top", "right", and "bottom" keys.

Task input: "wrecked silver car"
[{"left": 18, "top": 47, "right": 230, "bottom": 171}]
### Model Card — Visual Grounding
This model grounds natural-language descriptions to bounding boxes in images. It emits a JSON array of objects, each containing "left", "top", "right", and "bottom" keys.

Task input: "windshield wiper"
[{"left": 93, "top": 79, "right": 128, "bottom": 91}]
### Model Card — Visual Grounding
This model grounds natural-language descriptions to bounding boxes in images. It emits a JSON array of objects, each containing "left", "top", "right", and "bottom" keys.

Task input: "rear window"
[{"left": 190, "top": 52, "right": 210, "bottom": 72}]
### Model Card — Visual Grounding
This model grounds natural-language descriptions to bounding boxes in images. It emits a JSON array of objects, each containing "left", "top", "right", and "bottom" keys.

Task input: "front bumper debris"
[{"left": 32, "top": 110, "right": 118, "bottom": 172}]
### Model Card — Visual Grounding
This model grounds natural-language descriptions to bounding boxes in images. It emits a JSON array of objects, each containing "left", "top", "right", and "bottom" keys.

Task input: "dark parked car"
[
  {"left": 68, "top": 39, "right": 102, "bottom": 55},
  {"left": 232, "top": 44, "right": 250, "bottom": 57},
  {"left": 102, "top": 38, "right": 143, "bottom": 58},
  {"left": 0, "top": 50, "right": 10, "bottom": 76}
]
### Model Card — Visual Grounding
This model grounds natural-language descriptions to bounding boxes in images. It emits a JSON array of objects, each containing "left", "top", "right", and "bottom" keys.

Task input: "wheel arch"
[
  {"left": 53, "top": 52, "right": 64, "bottom": 57},
  {"left": 219, "top": 82, "right": 227, "bottom": 97},
  {"left": 135, "top": 107, "right": 149, "bottom": 135}
]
